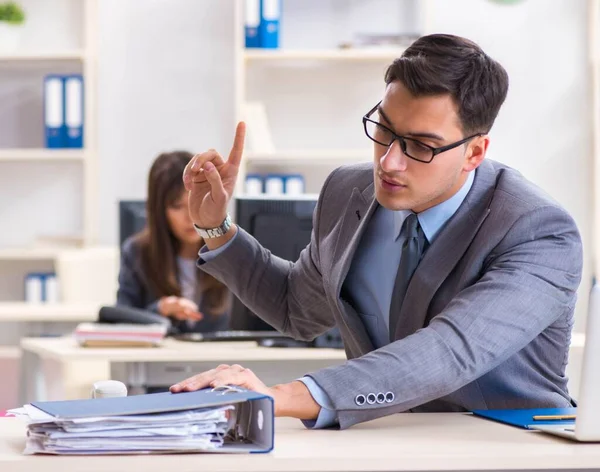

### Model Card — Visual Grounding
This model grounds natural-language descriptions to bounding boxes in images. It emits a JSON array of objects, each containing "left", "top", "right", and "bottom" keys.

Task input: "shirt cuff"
[
  {"left": 198, "top": 230, "right": 239, "bottom": 262},
  {"left": 297, "top": 376, "right": 338, "bottom": 429}
]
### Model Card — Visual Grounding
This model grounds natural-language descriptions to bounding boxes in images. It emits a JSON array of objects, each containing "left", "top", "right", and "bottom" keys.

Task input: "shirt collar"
[{"left": 392, "top": 170, "right": 475, "bottom": 243}]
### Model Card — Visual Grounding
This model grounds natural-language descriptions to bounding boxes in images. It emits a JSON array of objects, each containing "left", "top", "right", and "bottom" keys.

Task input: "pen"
[{"left": 532, "top": 414, "right": 576, "bottom": 421}]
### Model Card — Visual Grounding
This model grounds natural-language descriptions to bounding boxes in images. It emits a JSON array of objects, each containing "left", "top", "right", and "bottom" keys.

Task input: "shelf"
[
  {"left": 244, "top": 48, "right": 407, "bottom": 62},
  {"left": 0, "top": 247, "right": 63, "bottom": 261},
  {"left": 0, "top": 50, "right": 86, "bottom": 62},
  {"left": 236, "top": 193, "right": 320, "bottom": 201},
  {"left": 0, "top": 346, "right": 20, "bottom": 359},
  {"left": 0, "top": 302, "right": 98, "bottom": 322},
  {"left": 245, "top": 149, "right": 372, "bottom": 164},
  {"left": 0, "top": 149, "right": 85, "bottom": 162}
]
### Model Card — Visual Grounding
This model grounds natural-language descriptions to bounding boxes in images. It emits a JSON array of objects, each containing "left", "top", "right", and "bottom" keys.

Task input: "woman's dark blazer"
[{"left": 117, "top": 236, "right": 230, "bottom": 333}]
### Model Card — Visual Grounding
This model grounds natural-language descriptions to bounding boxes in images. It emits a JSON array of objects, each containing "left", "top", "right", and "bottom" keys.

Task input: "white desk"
[
  {"left": 2, "top": 413, "right": 600, "bottom": 471},
  {"left": 20, "top": 337, "right": 346, "bottom": 402}
]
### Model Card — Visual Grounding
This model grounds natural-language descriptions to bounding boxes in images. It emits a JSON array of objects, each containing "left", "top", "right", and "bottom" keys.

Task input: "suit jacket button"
[
  {"left": 355, "top": 394, "right": 366, "bottom": 406},
  {"left": 366, "top": 393, "right": 377, "bottom": 404},
  {"left": 385, "top": 391, "right": 395, "bottom": 403},
  {"left": 376, "top": 392, "right": 385, "bottom": 404}
]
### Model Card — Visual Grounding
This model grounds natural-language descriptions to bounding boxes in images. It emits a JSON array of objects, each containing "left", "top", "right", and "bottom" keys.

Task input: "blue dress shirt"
[{"left": 200, "top": 171, "right": 475, "bottom": 429}]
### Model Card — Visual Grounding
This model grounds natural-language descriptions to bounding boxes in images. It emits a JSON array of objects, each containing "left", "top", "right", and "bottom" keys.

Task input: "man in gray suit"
[{"left": 170, "top": 34, "right": 583, "bottom": 429}]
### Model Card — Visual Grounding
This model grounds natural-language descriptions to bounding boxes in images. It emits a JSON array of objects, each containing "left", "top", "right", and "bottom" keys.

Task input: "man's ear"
[{"left": 464, "top": 135, "right": 489, "bottom": 171}]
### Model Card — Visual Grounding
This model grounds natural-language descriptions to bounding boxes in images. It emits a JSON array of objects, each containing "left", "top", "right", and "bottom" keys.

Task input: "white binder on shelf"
[
  {"left": 245, "top": 0, "right": 261, "bottom": 48},
  {"left": 44, "top": 75, "right": 65, "bottom": 148},
  {"left": 64, "top": 75, "right": 84, "bottom": 148}
]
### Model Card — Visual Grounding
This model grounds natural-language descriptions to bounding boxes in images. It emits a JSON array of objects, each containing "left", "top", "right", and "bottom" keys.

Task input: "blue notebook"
[
  {"left": 472, "top": 407, "right": 576, "bottom": 429},
  {"left": 31, "top": 388, "right": 274, "bottom": 453}
]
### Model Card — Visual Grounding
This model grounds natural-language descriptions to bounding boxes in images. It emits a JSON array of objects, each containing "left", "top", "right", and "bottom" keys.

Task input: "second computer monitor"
[{"left": 232, "top": 195, "right": 318, "bottom": 331}]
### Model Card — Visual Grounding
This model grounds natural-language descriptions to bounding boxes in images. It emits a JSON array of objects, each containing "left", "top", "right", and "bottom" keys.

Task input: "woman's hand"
[{"left": 158, "top": 296, "right": 203, "bottom": 321}]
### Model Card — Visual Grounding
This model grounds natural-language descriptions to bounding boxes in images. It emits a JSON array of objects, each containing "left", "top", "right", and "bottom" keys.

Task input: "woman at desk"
[{"left": 117, "top": 151, "right": 230, "bottom": 333}]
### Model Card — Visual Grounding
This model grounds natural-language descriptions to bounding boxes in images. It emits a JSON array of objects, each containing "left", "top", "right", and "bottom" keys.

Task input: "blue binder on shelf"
[
  {"left": 31, "top": 387, "right": 274, "bottom": 453},
  {"left": 472, "top": 407, "right": 576, "bottom": 429},
  {"left": 64, "top": 74, "right": 84, "bottom": 148},
  {"left": 245, "top": 0, "right": 261, "bottom": 48},
  {"left": 43, "top": 75, "right": 65, "bottom": 148},
  {"left": 259, "top": 0, "right": 280, "bottom": 49}
]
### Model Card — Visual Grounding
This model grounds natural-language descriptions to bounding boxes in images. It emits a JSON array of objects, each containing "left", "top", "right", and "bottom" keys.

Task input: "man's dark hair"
[{"left": 385, "top": 34, "right": 509, "bottom": 135}]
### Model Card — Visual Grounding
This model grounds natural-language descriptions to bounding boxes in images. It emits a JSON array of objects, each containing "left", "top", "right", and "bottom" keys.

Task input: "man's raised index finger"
[{"left": 228, "top": 121, "right": 246, "bottom": 168}]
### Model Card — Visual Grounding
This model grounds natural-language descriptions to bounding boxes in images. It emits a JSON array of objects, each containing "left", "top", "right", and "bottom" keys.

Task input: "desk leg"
[{"left": 126, "top": 362, "right": 148, "bottom": 395}]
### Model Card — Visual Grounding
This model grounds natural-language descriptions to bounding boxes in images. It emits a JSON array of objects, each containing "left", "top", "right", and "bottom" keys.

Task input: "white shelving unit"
[
  {"left": 233, "top": 0, "right": 429, "bottom": 195},
  {"left": 0, "top": 149, "right": 85, "bottom": 162},
  {"left": 0, "top": 247, "right": 64, "bottom": 261},
  {"left": 0, "top": 302, "right": 98, "bottom": 322},
  {"left": 0, "top": 50, "right": 86, "bottom": 61},
  {"left": 0, "top": 0, "right": 98, "bottom": 262},
  {"left": 246, "top": 148, "right": 372, "bottom": 164},
  {"left": 0, "top": 346, "right": 20, "bottom": 359},
  {"left": 590, "top": 0, "right": 600, "bottom": 279},
  {"left": 244, "top": 47, "right": 407, "bottom": 62}
]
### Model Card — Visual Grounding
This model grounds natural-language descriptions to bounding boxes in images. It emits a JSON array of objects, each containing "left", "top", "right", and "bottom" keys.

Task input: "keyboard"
[{"left": 173, "top": 330, "right": 297, "bottom": 343}]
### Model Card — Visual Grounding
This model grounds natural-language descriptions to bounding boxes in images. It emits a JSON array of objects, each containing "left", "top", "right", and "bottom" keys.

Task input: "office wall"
[
  {"left": 96, "top": 0, "right": 236, "bottom": 245},
  {"left": 95, "top": 0, "right": 592, "bottom": 330}
]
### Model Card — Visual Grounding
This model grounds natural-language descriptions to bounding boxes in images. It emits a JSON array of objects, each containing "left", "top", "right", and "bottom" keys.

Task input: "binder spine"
[
  {"left": 259, "top": 0, "right": 280, "bottom": 49},
  {"left": 245, "top": 0, "right": 261, "bottom": 48},
  {"left": 44, "top": 75, "right": 65, "bottom": 148},
  {"left": 64, "top": 75, "right": 84, "bottom": 148}
]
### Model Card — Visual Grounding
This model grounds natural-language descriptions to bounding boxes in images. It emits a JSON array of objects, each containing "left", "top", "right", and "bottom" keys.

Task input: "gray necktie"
[{"left": 388, "top": 213, "right": 427, "bottom": 340}]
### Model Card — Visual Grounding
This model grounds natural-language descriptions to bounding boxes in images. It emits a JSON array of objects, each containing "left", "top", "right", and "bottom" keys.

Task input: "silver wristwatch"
[{"left": 193, "top": 214, "right": 233, "bottom": 239}]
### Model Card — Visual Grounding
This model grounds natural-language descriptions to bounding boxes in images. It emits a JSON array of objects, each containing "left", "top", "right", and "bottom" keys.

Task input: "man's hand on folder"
[{"left": 169, "top": 364, "right": 320, "bottom": 421}]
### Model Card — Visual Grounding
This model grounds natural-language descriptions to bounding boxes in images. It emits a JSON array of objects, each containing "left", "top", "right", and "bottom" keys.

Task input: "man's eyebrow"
[
  {"left": 376, "top": 104, "right": 445, "bottom": 142},
  {"left": 377, "top": 104, "right": 394, "bottom": 127}
]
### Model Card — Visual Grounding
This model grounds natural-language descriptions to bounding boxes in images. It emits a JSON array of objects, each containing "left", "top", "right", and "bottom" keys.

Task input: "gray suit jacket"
[
  {"left": 117, "top": 236, "right": 230, "bottom": 333},
  {"left": 200, "top": 159, "right": 583, "bottom": 429}
]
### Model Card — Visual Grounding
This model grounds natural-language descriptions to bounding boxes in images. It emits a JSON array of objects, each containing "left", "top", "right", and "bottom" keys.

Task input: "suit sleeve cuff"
[
  {"left": 198, "top": 230, "right": 239, "bottom": 263},
  {"left": 297, "top": 376, "right": 338, "bottom": 429},
  {"left": 145, "top": 300, "right": 160, "bottom": 313}
]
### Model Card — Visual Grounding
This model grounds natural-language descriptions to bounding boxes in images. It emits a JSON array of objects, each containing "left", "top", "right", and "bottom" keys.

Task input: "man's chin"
[{"left": 375, "top": 190, "right": 413, "bottom": 212}]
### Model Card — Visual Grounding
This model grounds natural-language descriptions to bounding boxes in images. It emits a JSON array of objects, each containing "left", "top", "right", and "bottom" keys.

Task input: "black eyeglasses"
[{"left": 362, "top": 101, "right": 483, "bottom": 164}]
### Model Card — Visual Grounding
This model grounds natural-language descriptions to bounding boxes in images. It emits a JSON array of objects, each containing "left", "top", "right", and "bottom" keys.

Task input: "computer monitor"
[
  {"left": 119, "top": 200, "right": 147, "bottom": 246},
  {"left": 231, "top": 195, "right": 318, "bottom": 331}
]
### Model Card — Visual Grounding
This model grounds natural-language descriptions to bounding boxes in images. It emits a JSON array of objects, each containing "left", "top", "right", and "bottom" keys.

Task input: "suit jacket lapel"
[
  {"left": 331, "top": 182, "right": 378, "bottom": 355},
  {"left": 393, "top": 161, "right": 497, "bottom": 341}
]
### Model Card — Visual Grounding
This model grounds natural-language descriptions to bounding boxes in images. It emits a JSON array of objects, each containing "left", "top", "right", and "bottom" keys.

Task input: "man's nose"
[{"left": 380, "top": 139, "right": 408, "bottom": 173}]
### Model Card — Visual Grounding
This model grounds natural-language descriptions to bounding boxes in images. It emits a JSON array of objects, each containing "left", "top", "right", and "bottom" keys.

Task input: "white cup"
[{"left": 91, "top": 380, "right": 128, "bottom": 399}]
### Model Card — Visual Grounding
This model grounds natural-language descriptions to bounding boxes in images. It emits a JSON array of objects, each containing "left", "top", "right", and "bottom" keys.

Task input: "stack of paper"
[
  {"left": 9, "top": 388, "right": 275, "bottom": 455},
  {"left": 73, "top": 322, "right": 167, "bottom": 347},
  {"left": 9, "top": 402, "right": 232, "bottom": 455}
]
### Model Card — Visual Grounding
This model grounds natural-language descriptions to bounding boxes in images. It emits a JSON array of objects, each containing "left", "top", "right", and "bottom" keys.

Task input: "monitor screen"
[
  {"left": 232, "top": 195, "right": 318, "bottom": 331},
  {"left": 119, "top": 200, "right": 146, "bottom": 247}
]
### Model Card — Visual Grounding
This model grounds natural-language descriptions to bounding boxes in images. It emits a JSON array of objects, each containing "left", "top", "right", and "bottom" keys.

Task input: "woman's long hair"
[{"left": 135, "top": 151, "right": 229, "bottom": 315}]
